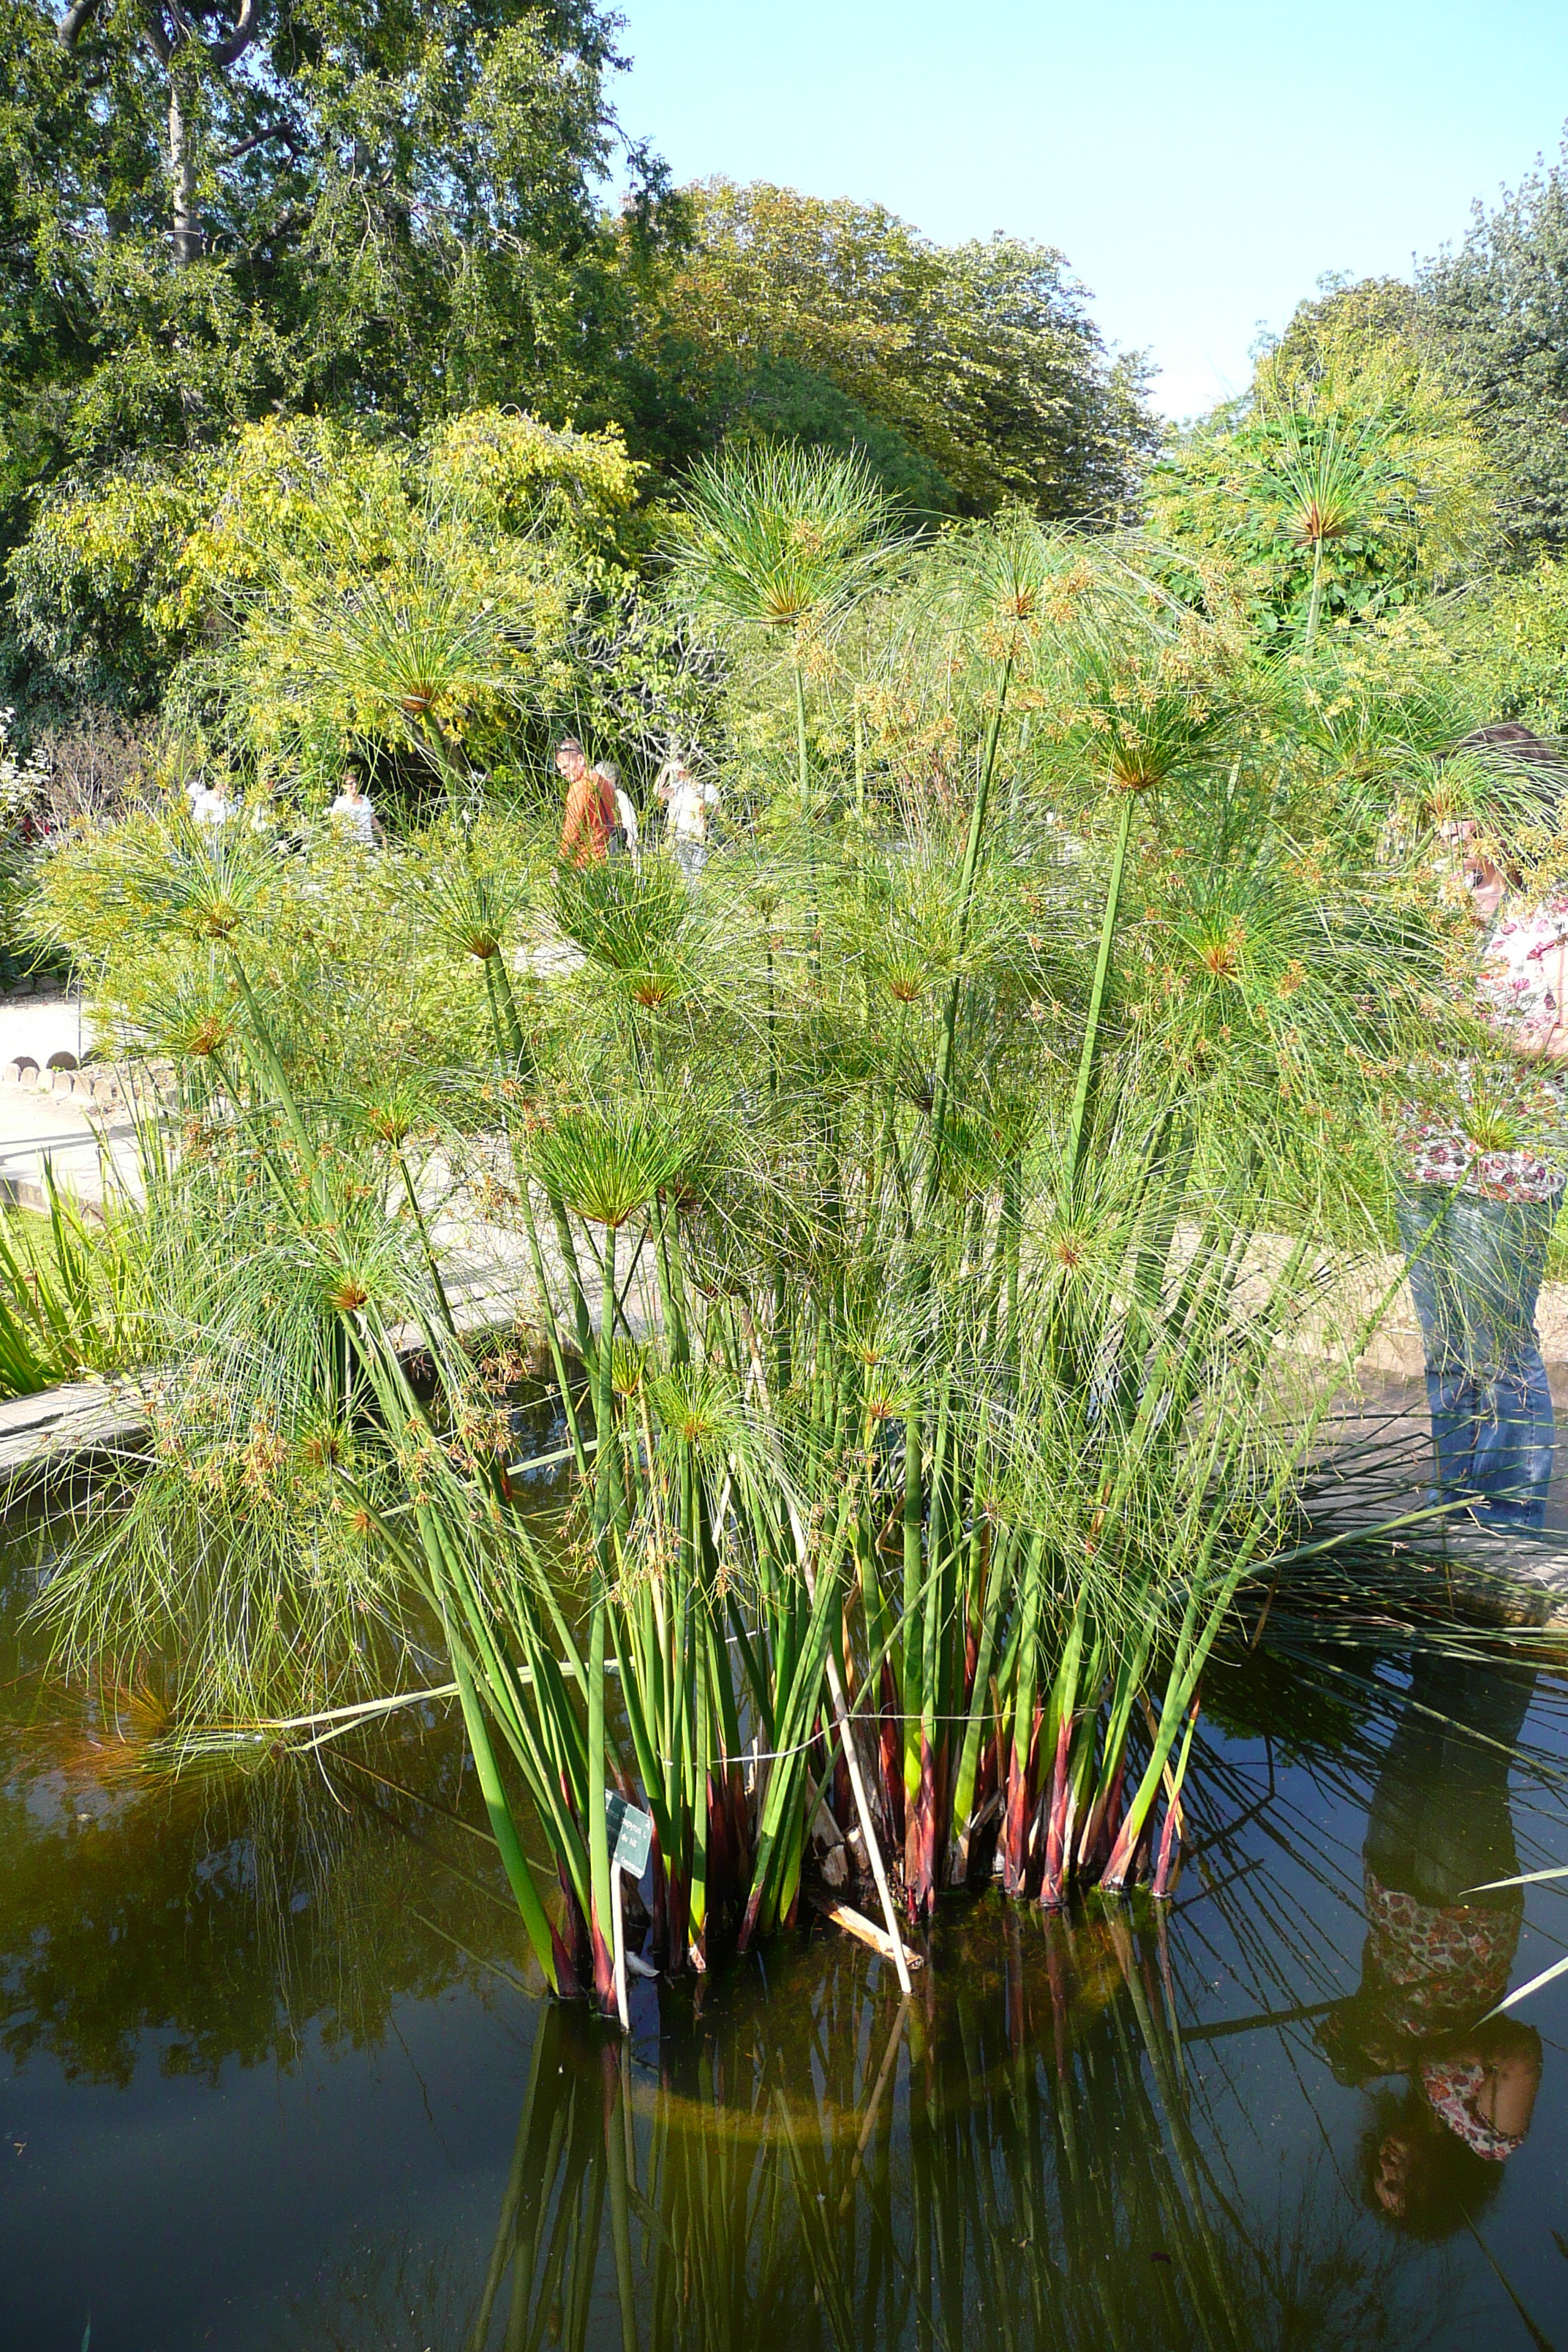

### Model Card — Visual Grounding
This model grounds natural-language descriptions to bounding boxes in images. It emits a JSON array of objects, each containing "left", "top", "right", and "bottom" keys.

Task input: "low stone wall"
[
  {"left": 2, "top": 1051, "right": 130, "bottom": 1113},
  {"left": 0, "top": 1379, "right": 148, "bottom": 1479}
]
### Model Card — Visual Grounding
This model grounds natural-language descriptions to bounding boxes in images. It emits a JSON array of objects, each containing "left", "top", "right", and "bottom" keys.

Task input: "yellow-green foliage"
[
  {"left": 41, "top": 409, "right": 640, "bottom": 628},
  {"left": 1454, "top": 555, "right": 1568, "bottom": 734},
  {"left": 1151, "top": 298, "right": 1494, "bottom": 638},
  {"left": 1258, "top": 292, "right": 1496, "bottom": 581},
  {"left": 425, "top": 408, "right": 644, "bottom": 537},
  {"left": 14, "top": 409, "right": 646, "bottom": 761},
  {"left": 26, "top": 806, "right": 562, "bottom": 1099}
]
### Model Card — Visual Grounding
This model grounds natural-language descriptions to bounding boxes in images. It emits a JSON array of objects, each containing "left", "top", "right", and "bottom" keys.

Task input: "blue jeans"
[{"left": 1396, "top": 1183, "right": 1561, "bottom": 1530}]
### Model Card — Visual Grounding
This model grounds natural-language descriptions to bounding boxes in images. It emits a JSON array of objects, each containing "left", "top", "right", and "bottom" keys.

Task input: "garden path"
[
  {"left": 0, "top": 988, "right": 133, "bottom": 1210},
  {"left": 0, "top": 1066, "right": 142, "bottom": 1210},
  {"left": 0, "top": 989, "right": 664, "bottom": 1475}
]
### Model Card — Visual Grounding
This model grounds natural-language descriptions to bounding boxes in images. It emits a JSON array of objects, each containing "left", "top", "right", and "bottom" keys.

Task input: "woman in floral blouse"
[{"left": 1398, "top": 724, "right": 1568, "bottom": 1531}]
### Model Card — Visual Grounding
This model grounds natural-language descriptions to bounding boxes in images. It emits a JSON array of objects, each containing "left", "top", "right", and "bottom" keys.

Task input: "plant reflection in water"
[
  {"left": 7, "top": 1507, "right": 1564, "bottom": 2351},
  {"left": 433, "top": 1646, "right": 1568, "bottom": 2352},
  {"left": 453, "top": 1899, "right": 1442, "bottom": 2352}
]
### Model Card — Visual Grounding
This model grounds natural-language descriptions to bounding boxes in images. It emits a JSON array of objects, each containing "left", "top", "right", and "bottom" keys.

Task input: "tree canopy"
[
  {"left": 1417, "top": 140, "right": 1568, "bottom": 562},
  {"left": 38, "top": 11, "right": 1568, "bottom": 749},
  {"left": 1151, "top": 275, "right": 1493, "bottom": 645},
  {"left": 0, "top": 0, "right": 679, "bottom": 718},
  {"left": 0, "top": 0, "right": 665, "bottom": 459},
  {"left": 630, "top": 178, "right": 1157, "bottom": 520}
]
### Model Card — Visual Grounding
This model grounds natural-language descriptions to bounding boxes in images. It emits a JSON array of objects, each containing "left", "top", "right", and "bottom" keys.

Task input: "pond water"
[{"left": 5, "top": 1514, "right": 1568, "bottom": 2351}]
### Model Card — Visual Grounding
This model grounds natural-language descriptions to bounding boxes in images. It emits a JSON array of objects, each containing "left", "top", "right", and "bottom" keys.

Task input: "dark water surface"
[{"left": 5, "top": 1531, "right": 1568, "bottom": 2351}]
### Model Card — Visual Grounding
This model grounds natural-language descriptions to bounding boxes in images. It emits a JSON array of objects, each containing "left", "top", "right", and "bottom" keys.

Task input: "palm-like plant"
[
  {"left": 1243, "top": 404, "right": 1397, "bottom": 650},
  {"left": 230, "top": 494, "right": 535, "bottom": 793},
  {"left": 28, "top": 493, "right": 1480, "bottom": 2029},
  {"left": 666, "top": 443, "right": 905, "bottom": 809}
]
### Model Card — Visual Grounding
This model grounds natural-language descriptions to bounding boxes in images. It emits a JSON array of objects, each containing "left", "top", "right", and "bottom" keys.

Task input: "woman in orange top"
[{"left": 557, "top": 736, "right": 615, "bottom": 867}]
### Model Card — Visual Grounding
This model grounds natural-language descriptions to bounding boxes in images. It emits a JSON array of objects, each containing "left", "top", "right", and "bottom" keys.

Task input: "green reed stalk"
[
  {"left": 1000, "top": 1533, "right": 1047, "bottom": 1895},
  {"left": 927, "top": 658, "right": 1013, "bottom": 1188},
  {"left": 393, "top": 1145, "right": 459, "bottom": 1337},
  {"left": 448, "top": 1640, "right": 560, "bottom": 1991},
  {"left": 1303, "top": 535, "right": 1327, "bottom": 654},
  {"left": 587, "top": 1225, "right": 618, "bottom": 2009},
  {"left": 216, "top": 949, "right": 603, "bottom": 1984},
  {"left": 738, "top": 1531, "right": 845, "bottom": 1946},
  {"left": 1064, "top": 789, "right": 1135, "bottom": 1191},
  {"left": 948, "top": 1521, "right": 1012, "bottom": 1884}
]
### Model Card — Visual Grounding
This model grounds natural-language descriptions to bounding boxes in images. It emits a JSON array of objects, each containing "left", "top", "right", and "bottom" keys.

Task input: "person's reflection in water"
[{"left": 1318, "top": 1653, "right": 1542, "bottom": 2239}]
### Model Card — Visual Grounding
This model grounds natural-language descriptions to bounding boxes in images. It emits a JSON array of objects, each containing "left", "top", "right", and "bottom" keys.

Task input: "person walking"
[
  {"left": 189, "top": 772, "right": 233, "bottom": 831},
  {"left": 557, "top": 736, "right": 616, "bottom": 867},
  {"left": 1399, "top": 724, "right": 1568, "bottom": 1531},
  {"left": 329, "top": 766, "right": 384, "bottom": 846},
  {"left": 655, "top": 753, "right": 718, "bottom": 884},
  {"left": 596, "top": 758, "right": 639, "bottom": 870}
]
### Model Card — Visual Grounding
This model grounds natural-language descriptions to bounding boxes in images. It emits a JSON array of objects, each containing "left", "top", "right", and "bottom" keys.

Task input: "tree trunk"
[
  {"left": 56, "top": 0, "right": 102, "bottom": 50},
  {"left": 65, "top": 1, "right": 262, "bottom": 268},
  {"left": 169, "top": 82, "right": 197, "bottom": 264}
]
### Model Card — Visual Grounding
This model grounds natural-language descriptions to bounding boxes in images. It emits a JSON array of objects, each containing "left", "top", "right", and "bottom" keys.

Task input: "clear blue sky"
[{"left": 613, "top": 1, "right": 1568, "bottom": 418}]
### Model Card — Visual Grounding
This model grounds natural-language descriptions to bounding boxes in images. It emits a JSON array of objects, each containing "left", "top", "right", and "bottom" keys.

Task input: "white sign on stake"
[{"left": 603, "top": 1791, "right": 654, "bottom": 2031}]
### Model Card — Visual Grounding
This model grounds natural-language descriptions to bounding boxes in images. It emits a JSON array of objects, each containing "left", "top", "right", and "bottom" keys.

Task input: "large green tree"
[
  {"left": 627, "top": 178, "right": 1158, "bottom": 521},
  {"left": 4, "top": 0, "right": 668, "bottom": 448},
  {"left": 1417, "top": 134, "right": 1568, "bottom": 560},
  {"left": 0, "top": 0, "right": 674, "bottom": 715},
  {"left": 0, "top": 39, "right": 1158, "bottom": 728}
]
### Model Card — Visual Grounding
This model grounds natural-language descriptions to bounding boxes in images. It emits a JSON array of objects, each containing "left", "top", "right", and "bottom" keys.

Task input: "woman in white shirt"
[
  {"left": 328, "top": 769, "right": 384, "bottom": 848},
  {"left": 655, "top": 755, "right": 719, "bottom": 884},
  {"left": 189, "top": 775, "right": 233, "bottom": 830}
]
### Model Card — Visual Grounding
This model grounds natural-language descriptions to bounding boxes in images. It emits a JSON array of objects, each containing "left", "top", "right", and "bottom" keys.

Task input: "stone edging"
[{"left": 2, "top": 1051, "right": 127, "bottom": 1111}]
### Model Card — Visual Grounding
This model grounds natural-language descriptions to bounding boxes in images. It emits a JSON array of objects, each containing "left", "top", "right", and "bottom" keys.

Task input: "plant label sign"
[{"left": 604, "top": 1791, "right": 653, "bottom": 1879}]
